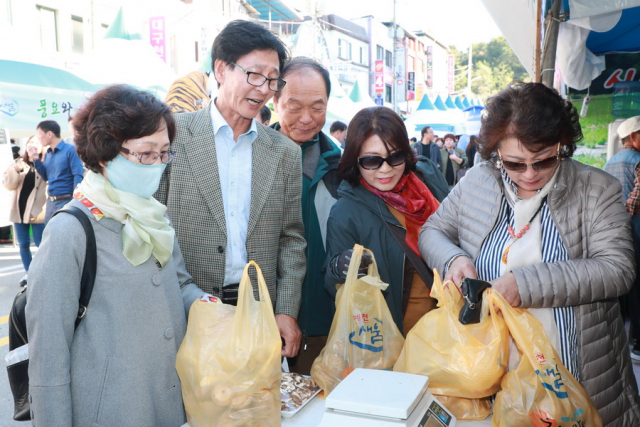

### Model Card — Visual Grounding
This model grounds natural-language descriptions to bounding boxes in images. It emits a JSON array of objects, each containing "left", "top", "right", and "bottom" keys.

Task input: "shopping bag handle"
[{"left": 237, "top": 261, "right": 274, "bottom": 310}]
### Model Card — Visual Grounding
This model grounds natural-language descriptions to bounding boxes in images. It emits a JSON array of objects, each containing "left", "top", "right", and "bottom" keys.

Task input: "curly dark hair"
[
  {"left": 339, "top": 106, "right": 417, "bottom": 186},
  {"left": 74, "top": 84, "right": 176, "bottom": 174},
  {"left": 478, "top": 82, "right": 582, "bottom": 162}
]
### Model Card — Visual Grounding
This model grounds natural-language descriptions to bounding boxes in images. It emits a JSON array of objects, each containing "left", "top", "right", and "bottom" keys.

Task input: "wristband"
[{"left": 445, "top": 254, "right": 468, "bottom": 274}]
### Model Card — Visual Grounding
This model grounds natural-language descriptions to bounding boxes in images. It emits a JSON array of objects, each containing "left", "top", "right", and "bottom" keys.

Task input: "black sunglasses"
[
  {"left": 497, "top": 144, "right": 560, "bottom": 173},
  {"left": 358, "top": 151, "right": 407, "bottom": 170}
]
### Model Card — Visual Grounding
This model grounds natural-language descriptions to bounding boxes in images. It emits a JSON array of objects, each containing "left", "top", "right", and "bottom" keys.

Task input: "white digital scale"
[{"left": 319, "top": 368, "right": 456, "bottom": 427}]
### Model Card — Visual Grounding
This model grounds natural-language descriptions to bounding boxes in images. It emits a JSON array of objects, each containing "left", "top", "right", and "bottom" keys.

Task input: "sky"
[{"left": 292, "top": 0, "right": 503, "bottom": 49}]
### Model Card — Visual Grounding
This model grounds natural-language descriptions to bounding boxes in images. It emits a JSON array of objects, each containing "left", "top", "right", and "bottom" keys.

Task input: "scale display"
[{"left": 419, "top": 400, "right": 453, "bottom": 427}]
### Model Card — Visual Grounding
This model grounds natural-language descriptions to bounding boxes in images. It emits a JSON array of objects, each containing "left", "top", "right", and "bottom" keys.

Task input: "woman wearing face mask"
[
  {"left": 26, "top": 85, "right": 209, "bottom": 427},
  {"left": 324, "top": 107, "right": 449, "bottom": 335},
  {"left": 3, "top": 136, "right": 46, "bottom": 287},
  {"left": 421, "top": 82, "right": 640, "bottom": 425}
]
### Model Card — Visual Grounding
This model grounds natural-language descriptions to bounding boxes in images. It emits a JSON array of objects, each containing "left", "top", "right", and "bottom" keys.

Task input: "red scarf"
[{"left": 360, "top": 172, "right": 439, "bottom": 256}]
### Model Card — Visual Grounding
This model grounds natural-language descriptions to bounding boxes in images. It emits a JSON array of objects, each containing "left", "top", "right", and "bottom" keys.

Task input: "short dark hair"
[
  {"left": 339, "top": 106, "right": 417, "bottom": 186},
  {"left": 330, "top": 121, "right": 347, "bottom": 133},
  {"left": 420, "top": 126, "right": 432, "bottom": 138},
  {"left": 37, "top": 120, "right": 61, "bottom": 138},
  {"left": 479, "top": 82, "right": 582, "bottom": 161},
  {"left": 274, "top": 57, "right": 330, "bottom": 100},
  {"left": 260, "top": 105, "right": 272, "bottom": 124},
  {"left": 211, "top": 20, "right": 289, "bottom": 86},
  {"left": 410, "top": 137, "right": 417, "bottom": 143},
  {"left": 443, "top": 133, "right": 456, "bottom": 142},
  {"left": 74, "top": 84, "right": 176, "bottom": 174}
]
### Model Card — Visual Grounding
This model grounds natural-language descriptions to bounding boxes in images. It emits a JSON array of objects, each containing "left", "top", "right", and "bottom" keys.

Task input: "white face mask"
[{"left": 105, "top": 155, "right": 166, "bottom": 199}]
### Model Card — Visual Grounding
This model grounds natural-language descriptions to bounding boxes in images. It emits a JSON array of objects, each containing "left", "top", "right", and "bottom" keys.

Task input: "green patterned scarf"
[{"left": 77, "top": 171, "right": 174, "bottom": 266}]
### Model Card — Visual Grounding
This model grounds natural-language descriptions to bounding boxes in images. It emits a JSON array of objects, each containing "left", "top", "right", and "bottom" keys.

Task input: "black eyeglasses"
[
  {"left": 120, "top": 147, "right": 176, "bottom": 165},
  {"left": 231, "top": 62, "right": 287, "bottom": 92},
  {"left": 498, "top": 143, "right": 560, "bottom": 173},
  {"left": 358, "top": 151, "right": 407, "bottom": 170}
]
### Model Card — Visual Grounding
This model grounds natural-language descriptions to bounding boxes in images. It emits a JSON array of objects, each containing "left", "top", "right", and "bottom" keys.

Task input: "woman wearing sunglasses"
[
  {"left": 323, "top": 106, "right": 449, "bottom": 335},
  {"left": 420, "top": 82, "right": 640, "bottom": 424},
  {"left": 26, "top": 85, "right": 209, "bottom": 426}
]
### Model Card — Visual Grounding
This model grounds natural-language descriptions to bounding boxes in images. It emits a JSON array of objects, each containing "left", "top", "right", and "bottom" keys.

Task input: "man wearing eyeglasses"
[
  {"left": 272, "top": 57, "right": 342, "bottom": 374},
  {"left": 156, "top": 20, "right": 306, "bottom": 358}
]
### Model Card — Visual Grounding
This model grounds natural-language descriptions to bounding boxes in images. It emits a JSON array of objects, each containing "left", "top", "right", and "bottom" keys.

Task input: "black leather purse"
[
  {"left": 6, "top": 206, "right": 97, "bottom": 421},
  {"left": 459, "top": 278, "right": 492, "bottom": 325}
]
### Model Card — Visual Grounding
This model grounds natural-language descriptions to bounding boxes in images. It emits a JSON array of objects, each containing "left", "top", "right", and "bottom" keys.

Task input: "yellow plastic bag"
[
  {"left": 310, "top": 244, "right": 405, "bottom": 396},
  {"left": 491, "top": 290, "right": 602, "bottom": 427},
  {"left": 434, "top": 395, "right": 492, "bottom": 421},
  {"left": 394, "top": 270, "right": 509, "bottom": 399},
  {"left": 176, "top": 261, "right": 282, "bottom": 427}
]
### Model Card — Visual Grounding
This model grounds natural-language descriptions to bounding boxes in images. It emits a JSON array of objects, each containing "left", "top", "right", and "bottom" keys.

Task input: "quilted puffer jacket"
[{"left": 419, "top": 159, "right": 640, "bottom": 426}]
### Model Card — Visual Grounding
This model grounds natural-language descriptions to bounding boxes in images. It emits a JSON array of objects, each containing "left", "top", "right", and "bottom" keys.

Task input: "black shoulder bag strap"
[
  {"left": 52, "top": 205, "right": 97, "bottom": 328},
  {"left": 382, "top": 220, "right": 434, "bottom": 292}
]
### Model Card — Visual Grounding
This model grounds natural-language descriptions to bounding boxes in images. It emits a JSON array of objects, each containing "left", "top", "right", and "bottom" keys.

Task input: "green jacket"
[
  {"left": 272, "top": 125, "right": 342, "bottom": 337},
  {"left": 440, "top": 146, "right": 468, "bottom": 184},
  {"left": 323, "top": 158, "right": 449, "bottom": 334}
]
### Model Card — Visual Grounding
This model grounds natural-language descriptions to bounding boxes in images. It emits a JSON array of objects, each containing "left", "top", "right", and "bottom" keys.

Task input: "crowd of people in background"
[{"left": 2, "top": 18, "right": 640, "bottom": 427}]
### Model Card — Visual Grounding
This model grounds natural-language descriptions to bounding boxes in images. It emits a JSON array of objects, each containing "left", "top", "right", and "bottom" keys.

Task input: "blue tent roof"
[
  {"left": 434, "top": 95, "right": 447, "bottom": 111},
  {"left": 445, "top": 96, "right": 456, "bottom": 109},
  {"left": 417, "top": 95, "right": 435, "bottom": 110},
  {"left": 585, "top": 6, "right": 640, "bottom": 55},
  {"left": 462, "top": 97, "right": 471, "bottom": 108},
  {"left": 454, "top": 96, "right": 464, "bottom": 109}
]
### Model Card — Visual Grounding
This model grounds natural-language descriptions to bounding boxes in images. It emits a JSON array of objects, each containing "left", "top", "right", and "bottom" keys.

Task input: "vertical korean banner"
[
  {"left": 149, "top": 17, "right": 166, "bottom": 63},
  {"left": 406, "top": 72, "right": 415, "bottom": 101},
  {"left": 447, "top": 55, "right": 455, "bottom": 94},
  {"left": 426, "top": 46, "right": 433, "bottom": 89},
  {"left": 416, "top": 83, "right": 425, "bottom": 101},
  {"left": 375, "top": 60, "right": 384, "bottom": 94}
]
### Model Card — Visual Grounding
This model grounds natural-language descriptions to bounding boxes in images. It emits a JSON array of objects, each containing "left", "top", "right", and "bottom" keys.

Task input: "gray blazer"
[
  {"left": 156, "top": 105, "right": 307, "bottom": 319},
  {"left": 26, "top": 200, "right": 203, "bottom": 427}
]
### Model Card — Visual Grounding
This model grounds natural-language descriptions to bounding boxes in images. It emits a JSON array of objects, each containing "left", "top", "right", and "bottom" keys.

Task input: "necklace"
[{"left": 501, "top": 196, "right": 547, "bottom": 264}]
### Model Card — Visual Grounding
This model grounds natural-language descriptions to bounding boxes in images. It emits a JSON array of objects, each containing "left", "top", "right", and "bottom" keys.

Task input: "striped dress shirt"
[{"left": 475, "top": 176, "right": 580, "bottom": 381}]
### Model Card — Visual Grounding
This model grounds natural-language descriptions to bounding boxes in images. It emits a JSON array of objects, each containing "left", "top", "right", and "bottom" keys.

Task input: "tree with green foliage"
[{"left": 451, "top": 36, "right": 531, "bottom": 99}]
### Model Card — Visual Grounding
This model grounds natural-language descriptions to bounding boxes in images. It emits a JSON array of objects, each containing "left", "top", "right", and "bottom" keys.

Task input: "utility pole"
[
  {"left": 392, "top": 0, "right": 397, "bottom": 113},
  {"left": 541, "top": 0, "right": 562, "bottom": 88},
  {"left": 467, "top": 43, "right": 473, "bottom": 96}
]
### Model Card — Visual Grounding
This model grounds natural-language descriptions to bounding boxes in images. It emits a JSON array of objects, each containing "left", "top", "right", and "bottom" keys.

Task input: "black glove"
[{"left": 330, "top": 249, "right": 373, "bottom": 280}]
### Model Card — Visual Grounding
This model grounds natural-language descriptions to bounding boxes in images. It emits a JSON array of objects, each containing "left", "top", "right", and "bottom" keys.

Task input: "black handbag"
[
  {"left": 6, "top": 206, "right": 97, "bottom": 421},
  {"left": 458, "top": 278, "right": 492, "bottom": 325}
]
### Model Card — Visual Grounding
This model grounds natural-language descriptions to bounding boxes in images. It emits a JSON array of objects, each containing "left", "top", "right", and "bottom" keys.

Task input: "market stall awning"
[
  {"left": 0, "top": 60, "right": 99, "bottom": 92},
  {"left": 434, "top": 95, "right": 447, "bottom": 111},
  {"left": 586, "top": 6, "right": 640, "bottom": 54},
  {"left": 246, "top": 0, "right": 304, "bottom": 22}
]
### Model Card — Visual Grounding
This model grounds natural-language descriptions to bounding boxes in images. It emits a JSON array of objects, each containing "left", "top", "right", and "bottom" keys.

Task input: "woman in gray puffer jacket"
[{"left": 420, "top": 82, "right": 640, "bottom": 426}]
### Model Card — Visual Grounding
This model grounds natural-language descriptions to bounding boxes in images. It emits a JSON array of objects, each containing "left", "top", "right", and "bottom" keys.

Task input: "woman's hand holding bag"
[
  {"left": 311, "top": 244, "right": 404, "bottom": 396},
  {"left": 394, "top": 270, "right": 509, "bottom": 399}
]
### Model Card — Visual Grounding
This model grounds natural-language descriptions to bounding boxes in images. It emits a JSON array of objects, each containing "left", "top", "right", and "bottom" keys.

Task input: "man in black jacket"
[{"left": 413, "top": 126, "right": 442, "bottom": 171}]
